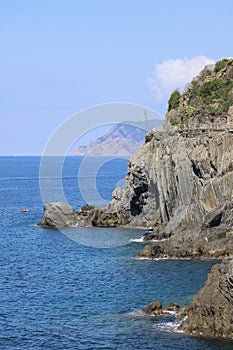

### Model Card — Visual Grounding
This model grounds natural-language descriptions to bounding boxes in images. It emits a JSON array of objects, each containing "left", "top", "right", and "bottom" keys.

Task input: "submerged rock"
[{"left": 177, "top": 258, "right": 233, "bottom": 338}]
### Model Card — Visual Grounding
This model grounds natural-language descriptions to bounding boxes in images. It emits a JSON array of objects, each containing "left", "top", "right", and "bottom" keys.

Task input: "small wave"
[
  {"left": 132, "top": 256, "right": 169, "bottom": 261},
  {"left": 129, "top": 237, "right": 144, "bottom": 243},
  {"left": 128, "top": 309, "right": 180, "bottom": 323},
  {"left": 0, "top": 177, "right": 39, "bottom": 181},
  {"left": 127, "top": 309, "right": 144, "bottom": 317},
  {"left": 129, "top": 237, "right": 168, "bottom": 243},
  {"left": 151, "top": 238, "right": 168, "bottom": 242},
  {"left": 131, "top": 257, "right": 153, "bottom": 261},
  {"left": 156, "top": 315, "right": 187, "bottom": 334},
  {"left": 163, "top": 310, "right": 177, "bottom": 316},
  {"left": 155, "top": 312, "right": 182, "bottom": 332},
  {"left": 156, "top": 321, "right": 179, "bottom": 333}
]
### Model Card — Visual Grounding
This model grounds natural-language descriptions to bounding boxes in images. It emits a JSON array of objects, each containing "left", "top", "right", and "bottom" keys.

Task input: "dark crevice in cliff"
[
  {"left": 210, "top": 160, "right": 217, "bottom": 173},
  {"left": 130, "top": 196, "right": 142, "bottom": 216},
  {"left": 134, "top": 182, "right": 148, "bottom": 195},
  {"left": 164, "top": 201, "right": 170, "bottom": 221},
  {"left": 191, "top": 160, "right": 203, "bottom": 178},
  {"left": 209, "top": 212, "right": 222, "bottom": 227}
]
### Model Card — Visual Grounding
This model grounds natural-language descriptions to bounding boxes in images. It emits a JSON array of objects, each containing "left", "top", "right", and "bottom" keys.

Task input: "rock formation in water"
[
  {"left": 90, "top": 59, "right": 233, "bottom": 259},
  {"left": 39, "top": 59, "right": 233, "bottom": 261},
  {"left": 177, "top": 257, "right": 233, "bottom": 338},
  {"left": 142, "top": 301, "right": 180, "bottom": 316},
  {"left": 38, "top": 202, "right": 79, "bottom": 228},
  {"left": 38, "top": 58, "right": 233, "bottom": 339}
]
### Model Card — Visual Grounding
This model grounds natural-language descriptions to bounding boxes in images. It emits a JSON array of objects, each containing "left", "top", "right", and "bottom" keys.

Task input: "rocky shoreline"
[
  {"left": 38, "top": 127, "right": 233, "bottom": 261},
  {"left": 38, "top": 59, "right": 233, "bottom": 339},
  {"left": 140, "top": 257, "right": 233, "bottom": 339},
  {"left": 177, "top": 257, "right": 233, "bottom": 338}
]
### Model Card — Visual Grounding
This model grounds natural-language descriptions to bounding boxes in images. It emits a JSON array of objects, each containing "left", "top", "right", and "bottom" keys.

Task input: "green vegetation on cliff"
[
  {"left": 168, "top": 89, "right": 181, "bottom": 111},
  {"left": 167, "top": 58, "right": 233, "bottom": 128}
]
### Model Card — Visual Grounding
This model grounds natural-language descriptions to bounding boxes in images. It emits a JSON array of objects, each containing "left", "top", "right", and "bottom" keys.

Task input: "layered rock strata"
[
  {"left": 104, "top": 128, "right": 233, "bottom": 259},
  {"left": 177, "top": 258, "right": 233, "bottom": 338},
  {"left": 38, "top": 59, "right": 233, "bottom": 339},
  {"left": 38, "top": 60, "right": 233, "bottom": 260}
]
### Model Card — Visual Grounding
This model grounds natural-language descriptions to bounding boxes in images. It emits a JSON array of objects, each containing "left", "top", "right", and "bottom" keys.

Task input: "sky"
[{"left": 1, "top": 0, "right": 233, "bottom": 155}]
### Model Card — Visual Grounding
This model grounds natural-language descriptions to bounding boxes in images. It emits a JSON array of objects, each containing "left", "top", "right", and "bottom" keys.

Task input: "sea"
[{"left": 0, "top": 156, "right": 232, "bottom": 350}]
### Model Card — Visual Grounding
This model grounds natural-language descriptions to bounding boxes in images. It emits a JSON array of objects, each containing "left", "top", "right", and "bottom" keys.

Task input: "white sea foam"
[
  {"left": 151, "top": 238, "right": 168, "bottom": 242},
  {"left": 155, "top": 312, "right": 185, "bottom": 333},
  {"left": 163, "top": 310, "right": 177, "bottom": 316},
  {"left": 128, "top": 308, "right": 186, "bottom": 335},
  {"left": 127, "top": 309, "right": 144, "bottom": 317},
  {"left": 156, "top": 321, "right": 179, "bottom": 333},
  {"left": 132, "top": 256, "right": 170, "bottom": 261},
  {"left": 129, "top": 237, "right": 168, "bottom": 243},
  {"left": 157, "top": 316, "right": 187, "bottom": 334},
  {"left": 129, "top": 237, "right": 144, "bottom": 243},
  {"left": 131, "top": 257, "right": 153, "bottom": 261}
]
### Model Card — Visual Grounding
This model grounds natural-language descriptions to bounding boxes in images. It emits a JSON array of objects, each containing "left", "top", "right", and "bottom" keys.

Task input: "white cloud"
[{"left": 148, "top": 56, "right": 215, "bottom": 102}]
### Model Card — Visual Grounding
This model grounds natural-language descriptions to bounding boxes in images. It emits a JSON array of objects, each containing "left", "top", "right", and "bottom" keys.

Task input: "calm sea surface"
[{"left": 0, "top": 156, "right": 232, "bottom": 350}]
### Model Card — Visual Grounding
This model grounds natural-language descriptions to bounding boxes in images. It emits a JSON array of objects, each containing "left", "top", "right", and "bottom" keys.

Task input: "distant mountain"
[{"left": 73, "top": 119, "right": 163, "bottom": 156}]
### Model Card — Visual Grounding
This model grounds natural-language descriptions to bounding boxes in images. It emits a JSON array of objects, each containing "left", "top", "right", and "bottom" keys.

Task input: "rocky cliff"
[
  {"left": 38, "top": 58, "right": 233, "bottom": 339},
  {"left": 39, "top": 59, "right": 233, "bottom": 261},
  {"left": 91, "top": 58, "right": 233, "bottom": 259},
  {"left": 177, "top": 257, "right": 233, "bottom": 338}
]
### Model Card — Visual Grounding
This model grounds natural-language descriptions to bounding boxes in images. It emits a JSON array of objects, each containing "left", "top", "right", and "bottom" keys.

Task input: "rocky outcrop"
[
  {"left": 97, "top": 127, "right": 233, "bottom": 258},
  {"left": 177, "top": 258, "right": 233, "bottom": 338},
  {"left": 38, "top": 60, "right": 233, "bottom": 261},
  {"left": 94, "top": 59, "right": 233, "bottom": 259},
  {"left": 142, "top": 301, "right": 180, "bottom": 316},
  {"left": 38, "top": 202, "right": 129, "bottom": 228},
  {"left": 142, "top": 301, "right": 163, "bottom": 316},
  {"left": 165, "top": 58, "right": 233, "bottom": 130},
  {"left": 38, "top": 202, "right": 79, "bottom": 228},
  {"left": 37, "top": 59, "right": 233, "bottom": 341}
]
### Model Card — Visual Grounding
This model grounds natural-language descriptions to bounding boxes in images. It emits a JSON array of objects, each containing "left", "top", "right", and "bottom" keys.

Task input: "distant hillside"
[{"left": 73, "top": 119, "right": 163, "bottom": 156}]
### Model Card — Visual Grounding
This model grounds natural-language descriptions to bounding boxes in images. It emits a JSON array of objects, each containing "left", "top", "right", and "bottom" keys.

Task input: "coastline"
[{"left": 38, "top": 59, "right": 233, "bottom": 340}]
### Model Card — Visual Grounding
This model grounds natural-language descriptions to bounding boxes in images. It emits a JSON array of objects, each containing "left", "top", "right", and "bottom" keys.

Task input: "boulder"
[
  {"left": 165, "top": 302, "right": 180, "bottom": 312},
  {"left": 142, "top": 301, "right": 180, "bottom": 316},
  {"left": 142, "top": 301, "right": 163, "bottom": 316},
  {"left": 38, "top": 202, "right": 78, "bottom": 228}
]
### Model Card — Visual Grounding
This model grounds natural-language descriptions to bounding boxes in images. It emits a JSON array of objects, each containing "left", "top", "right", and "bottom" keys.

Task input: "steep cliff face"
[
  {"left": 109, "top": 130, "right": 232, "bottom": 223},
  {"left": 38, "top": 59, "right": 233, "bottom": 339},
  {"left": 177, "top": 258, "right": 233, "bottom": 338},
  {"left": 38, "top": 59, "right": 233, "bottom": 259},
  {"left": 92, "top": 59, "right": 233, "bottom": 258}
]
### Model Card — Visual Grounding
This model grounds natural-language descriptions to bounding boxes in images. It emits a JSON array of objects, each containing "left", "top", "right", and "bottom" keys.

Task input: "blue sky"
[{"left": 1, "top": 0, "right": 232, "bottom": 155}]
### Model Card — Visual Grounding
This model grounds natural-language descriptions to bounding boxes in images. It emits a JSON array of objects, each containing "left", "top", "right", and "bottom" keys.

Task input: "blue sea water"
[{"left": 0, "top": 156, "right": 232, "bottom": 350}]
